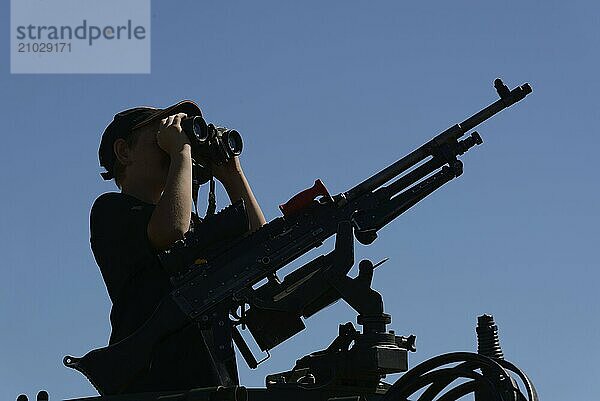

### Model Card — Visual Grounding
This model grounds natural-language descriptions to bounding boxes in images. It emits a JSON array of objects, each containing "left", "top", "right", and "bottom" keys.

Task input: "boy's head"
[{"left": 99, "top": 100, "right": 202, "bottom": 188}]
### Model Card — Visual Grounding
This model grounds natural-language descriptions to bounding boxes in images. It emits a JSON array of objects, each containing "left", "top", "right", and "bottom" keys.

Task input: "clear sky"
[{"left": 1, "top": 1, "right": 598, "bottom": 401}]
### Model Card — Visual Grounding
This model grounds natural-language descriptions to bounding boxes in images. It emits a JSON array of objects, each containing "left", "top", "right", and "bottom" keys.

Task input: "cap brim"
[{"left": 131, "top": 100, "right": 203, "bottom": 130}]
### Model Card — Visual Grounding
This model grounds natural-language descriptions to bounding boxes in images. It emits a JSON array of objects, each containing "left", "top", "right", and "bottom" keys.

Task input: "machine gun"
[{"left": 63, "top": 79, "right": 533, "bottom": 397}]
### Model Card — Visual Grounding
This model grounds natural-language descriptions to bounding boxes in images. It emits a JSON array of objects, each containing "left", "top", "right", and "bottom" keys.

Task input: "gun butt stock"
[{"left": 64, "top": 296, "right": 189, "bottom": 395}]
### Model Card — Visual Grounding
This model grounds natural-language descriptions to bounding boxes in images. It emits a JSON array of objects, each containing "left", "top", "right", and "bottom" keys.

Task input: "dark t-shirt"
[{"left": 90, "top": 192, "right": 219, "bottom": 392}]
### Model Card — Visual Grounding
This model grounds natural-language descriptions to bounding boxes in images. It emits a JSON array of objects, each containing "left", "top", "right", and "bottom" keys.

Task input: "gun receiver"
[{"left": 64, "top": 79, "right": 532, "bottom": 395}]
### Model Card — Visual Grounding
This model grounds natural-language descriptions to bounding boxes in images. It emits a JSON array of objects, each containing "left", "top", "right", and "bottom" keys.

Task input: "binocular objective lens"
[{"left": 225, "top": 130, "right": 243, "bottom": 155}]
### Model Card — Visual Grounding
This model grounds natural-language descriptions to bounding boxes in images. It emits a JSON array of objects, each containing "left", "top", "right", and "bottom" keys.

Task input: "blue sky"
[{"left": 1, "top": 1, "right": 598, "bottom": 400}]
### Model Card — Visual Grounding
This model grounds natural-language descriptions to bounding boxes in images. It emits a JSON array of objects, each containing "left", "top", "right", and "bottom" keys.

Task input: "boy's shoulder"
[
  {"left": 90, "top": 193, "right": 156, "bottom": 238},
  {"left": 91, "top": 192, "right": 154, "bottom": 216}
]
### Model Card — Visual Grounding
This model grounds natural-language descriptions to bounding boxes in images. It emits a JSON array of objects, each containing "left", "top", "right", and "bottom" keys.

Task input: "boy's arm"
[{"left": 148, "top": 114, "right": 193, "bottom": 251}]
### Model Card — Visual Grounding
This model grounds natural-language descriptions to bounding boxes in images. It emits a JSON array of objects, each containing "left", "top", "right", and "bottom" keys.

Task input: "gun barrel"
[
  {"left": 461, "top": 82, "right": 532, "bottom": 133},
  {"left": 343, "top": 81, "right": 531, "bottom": 202}
]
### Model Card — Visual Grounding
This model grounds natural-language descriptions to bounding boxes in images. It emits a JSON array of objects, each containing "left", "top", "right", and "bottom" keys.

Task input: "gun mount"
[{"left": 22, "top": 319, "right": 537, "bottom": 401}]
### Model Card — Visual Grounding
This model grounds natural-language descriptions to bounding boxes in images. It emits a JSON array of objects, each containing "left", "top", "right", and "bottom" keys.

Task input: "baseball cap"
[{"left": 98, "top": 100, "right": 202, "bottom": 180}]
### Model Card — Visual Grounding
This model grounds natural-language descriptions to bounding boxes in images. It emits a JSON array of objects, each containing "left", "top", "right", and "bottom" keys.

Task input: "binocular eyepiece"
[{"left": 181, "top": 116, "right": 243, "bottom": 166}]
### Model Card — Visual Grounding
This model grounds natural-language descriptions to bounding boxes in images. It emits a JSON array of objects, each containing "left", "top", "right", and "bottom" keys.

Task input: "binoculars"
[{"left": 181, "top": 116, "right": 243, "bottom": 166}]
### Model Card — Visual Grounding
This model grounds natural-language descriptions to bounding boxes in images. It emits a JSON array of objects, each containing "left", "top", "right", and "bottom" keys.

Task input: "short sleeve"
[{"left": 90, "top": 193, "right": 157, "bottom": 301}]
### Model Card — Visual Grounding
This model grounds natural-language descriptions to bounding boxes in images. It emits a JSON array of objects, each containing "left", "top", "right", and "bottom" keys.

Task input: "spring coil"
[{"left": 477, "top": 314, "right": 505, "bottom": 360}]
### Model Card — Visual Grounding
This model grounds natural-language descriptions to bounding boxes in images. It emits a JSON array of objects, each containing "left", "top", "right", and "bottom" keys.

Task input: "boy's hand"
[
  {"left": 212, "top": 156, "right": 243, "bottom": 184},
  {"left": 157, "top": 113, "right": 191, "bottom": 156}
]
